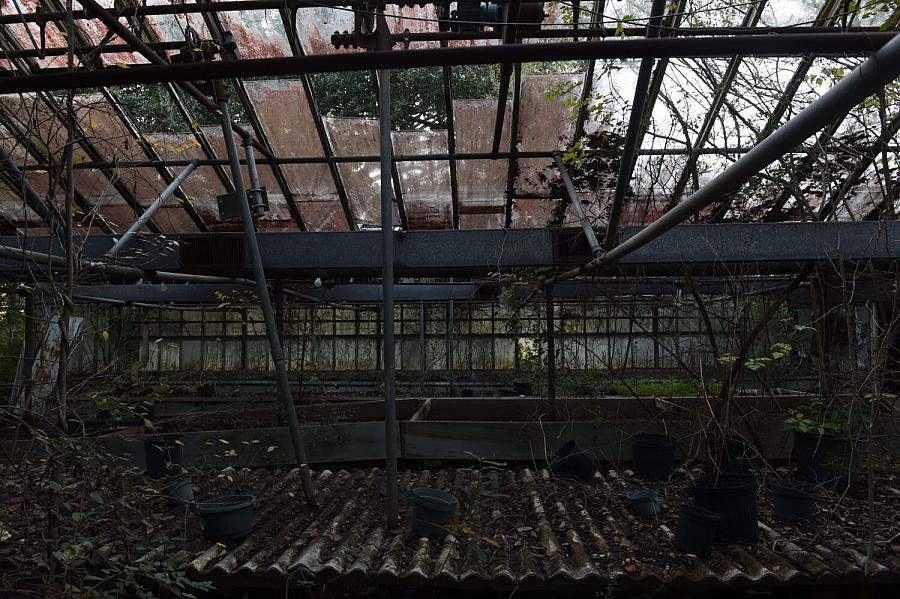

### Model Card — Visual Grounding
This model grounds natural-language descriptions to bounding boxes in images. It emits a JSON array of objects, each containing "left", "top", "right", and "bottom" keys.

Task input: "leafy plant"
[{"left": 784, "top": 399, "right": 849, "bottom": 435}]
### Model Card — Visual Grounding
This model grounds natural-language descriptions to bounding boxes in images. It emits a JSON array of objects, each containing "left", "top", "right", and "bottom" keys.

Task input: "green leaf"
[{"left": 89, "top": 490, "right": 104, "bottom": 505}]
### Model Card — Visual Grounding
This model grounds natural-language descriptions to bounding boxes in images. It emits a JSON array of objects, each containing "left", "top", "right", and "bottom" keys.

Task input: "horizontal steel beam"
[
  {"left": 0, "top": 33, "right": 893, "bottom": 94},
  {"left": 18, "top": 145, "right": 900, "bottom": 172},
  {"left": 70, "top": 277, "right": 879, "bottom": 305},
  {"left": 2, "top": 222, "right": 898, "bottom": 278}
]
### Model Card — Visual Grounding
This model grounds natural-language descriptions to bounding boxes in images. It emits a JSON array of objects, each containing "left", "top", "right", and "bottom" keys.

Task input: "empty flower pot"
[
  {"left": 411, "top": 487, "right": 458, "bottom": 539},
  {"left": 626, "top": 488, "right": 660, "bottom": 517},
  {"left": 162, "top": 479, "right": 193, "bottom": 504},
  {"left": 143, "top": 434, "right": 184, "bottom": 478},
  {"left": 551, "top": 440, "right": 597, "bottom": 483},
  {"left": 195, "top": 494, "right": 255, "bottom": 541},
  {"left": 792, "top": 431, "right": 856, "bottom": 491},
  {"left": 631, "top": 433, "right": 675, "bottom": 481},
  {"left": 771, "top": 479, "right": 816, "bottom": 523},
  {"left": 675, "top": 504, "right": 720, "bottom": 556},
  {"left": 690, "top": 471, "right": 759, "bottom": 544}
]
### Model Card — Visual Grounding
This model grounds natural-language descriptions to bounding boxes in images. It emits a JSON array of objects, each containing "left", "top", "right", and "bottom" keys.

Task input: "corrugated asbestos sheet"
[{"left": 187, "top": 467, "right": 900, "bottom": 592}]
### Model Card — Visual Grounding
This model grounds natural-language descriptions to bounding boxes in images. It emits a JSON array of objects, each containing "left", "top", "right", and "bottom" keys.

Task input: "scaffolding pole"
[{"left": 214, "top": 80, "right": 317, "bottom": 509}]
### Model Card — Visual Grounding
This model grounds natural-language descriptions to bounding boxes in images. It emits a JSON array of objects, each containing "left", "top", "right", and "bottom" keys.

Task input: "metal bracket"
[{"left": 217, "top": 187, "right": 269, "bottom": 220}]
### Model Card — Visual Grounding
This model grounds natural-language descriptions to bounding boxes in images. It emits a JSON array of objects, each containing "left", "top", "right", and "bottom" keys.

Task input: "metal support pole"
[
  {"left": 553, "top": 151, "right": 601, "bottom": 257},
  {"left": 105, "top": 160, "right": 198, "bottom": 258},
  {"left": 549, "top": 31, "right": 900, "bottom": 284},
  {"left": 274, "top": 279, "right": 285, "bottom": 339},
  {"left": 214, "top": 80, "right": 317, "bottom": 509},
  {"left": 448, "top": 297, "right": 455, "bottom": 396},
  {"left": 419, "top": 301, "right": 426, "bottom": 375},
  {"left": 379, "top": 54, "right": 399, "bottom": 525},
  {"left": 546, "top": 287, "right": 556, "bottom": 403}
]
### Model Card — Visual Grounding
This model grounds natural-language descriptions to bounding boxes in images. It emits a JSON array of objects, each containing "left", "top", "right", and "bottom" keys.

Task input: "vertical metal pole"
[
  {"left": 274, "top": 279, "right": 285, "bottom": 370},
  {"left": 215, "top": 80, "right": 317, "bottom": 508},
  {"left": 244, "top": 137, "right": 262, "bottom": 192},
  {"left": 546, "top": 287, "right": 556, "bottom": 403},
  {"left": 241, "top": 308, "right": 248, "bottom": 370},
  {"left": 448, "top": 298, "right": 456, "bottom": 396},
  {"left": 274, "top": 280, "right": 285, "bottom": 336},
  {"left": 419, "top": 301, "right": 426, "bottom": 376},
  {"left": 379, "top": 61, "right": 398, "bottom": 524}
]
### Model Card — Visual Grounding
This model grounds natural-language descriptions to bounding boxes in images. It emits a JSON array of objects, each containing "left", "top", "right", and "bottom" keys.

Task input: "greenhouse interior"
[{"left": 1, "top": 0, "right": 899, "bottom": 597}]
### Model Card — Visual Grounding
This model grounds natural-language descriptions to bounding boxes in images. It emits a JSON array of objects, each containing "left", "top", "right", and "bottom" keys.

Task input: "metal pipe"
[
  {"left": 448, "top": 296, "right": 455, "bottom": 396},
  {"left": 549, "top": 31, "right": 900, "bottom": 284},
  {"left": 545, "top": 287, "right": 555, "bottom": 403},
  {"left": 105, "top": 160, "right": 198, "bottom": 258},
  {"left": 379, "top": 58, "right": 399, "bottom": 525},
  {"left": 214, "top": 81, "right": 317, "bottom": 508},
  {"left": 553, "top": 152, "right": 601, "bottom": 257},
  {"left": 3, "top": 33, "right": 894, "bottom": 94},
  {"left": 419, "top": 301, "right": 426, "bottom": 375},
  {"left": 603, "top": 0, "right": 667, "bottom": 251}
]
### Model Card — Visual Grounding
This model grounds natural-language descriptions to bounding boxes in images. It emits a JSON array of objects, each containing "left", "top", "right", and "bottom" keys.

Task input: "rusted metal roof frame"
[
  {"left": 0, "top": 23, "right": 162, "bottom": 234},
  {"left": 99, "top": 88, "right": 209, "bottom": 232},
  {"left": 602, "top": 0, "right": 669, "bottom": 251},
  {"left": 41, "top": 0, "right": 209, "bottom": 232},
  {"left": 757, "top": 1, "right": 878, "bottom": 222},
  {"left": 572, "top": 0, "right": 606, "bottom": 142},
  {"left": 667, "top": 0, "right": 769, "bottom": 209},
  {"left": 491, "top": 0, "right": 522, "bottom": 156},
  {"left": 442, "top": 63, "right": 460, "bottom": 228},
  {"left": 818, "top": 109, "right": 900, "bottom": 221},
  {"left": 278, "top": 7, "right": 357, "bottom": 230},
  {"left": 1, "top": 34, "right": 893, "bottom": 94},
  {"left": 30, "top": 143, "right": 900, "bottom": 171},
  {"left": 503, "top": 62, "right": 521, "bottom": 228},
  {"left": 198, "top": 3, "right": 309, "bottom": 231},
  {"left": 0, "top": 103, "right": 115, "bottom": 235},
  {"left": 117, "top": 4, "right": 235, "bottom": 194}
]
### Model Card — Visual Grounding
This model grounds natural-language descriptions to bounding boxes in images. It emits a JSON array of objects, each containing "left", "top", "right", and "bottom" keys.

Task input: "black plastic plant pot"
[
  {"left": 792, "top": 431, "right": 855, "bottom": 491},
  {"left": 144, "top": 434, "right": 184, "bottom": 478},
  {"left": 690, "top": 471, "right": 759, "bottom": 544},
  {"left": 718, "top": 436, "right": 753, "bottom": 470},
  {"left": 195, "top": 494, "right": 255, "bottom": 541},
  {"left": 626, "top": 488, "right": 660, "bottom": 517},
  {"left": 551, "top": 440, "right": 597, "bottom": 483},
  {"left": 771, "top": 479, "right": 816, "bottom": 523},
  {"left": 631, "top": 433, "right": 676, "bottom": 481},
  {"left": 411, "top": 487, "right": 458, "bottom": 539},
  {"left": 675, "top": 504, "right": 720, "bottom": 556},
  {"left": 162, "top": 479, "right": 194, "bottom": 504}
]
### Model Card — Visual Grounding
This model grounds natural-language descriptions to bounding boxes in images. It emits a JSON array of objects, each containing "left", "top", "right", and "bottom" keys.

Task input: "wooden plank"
[{"left": 401, "top": 419, "right": 797, "bottom": 462}]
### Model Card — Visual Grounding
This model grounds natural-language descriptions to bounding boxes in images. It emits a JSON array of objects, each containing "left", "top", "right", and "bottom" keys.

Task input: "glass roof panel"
[
  {"left": 325, "top": 117, "right": 400, "bottom": 229},
  {"left": 392, "top": 130, "right": 452, "bottom": 229}
]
